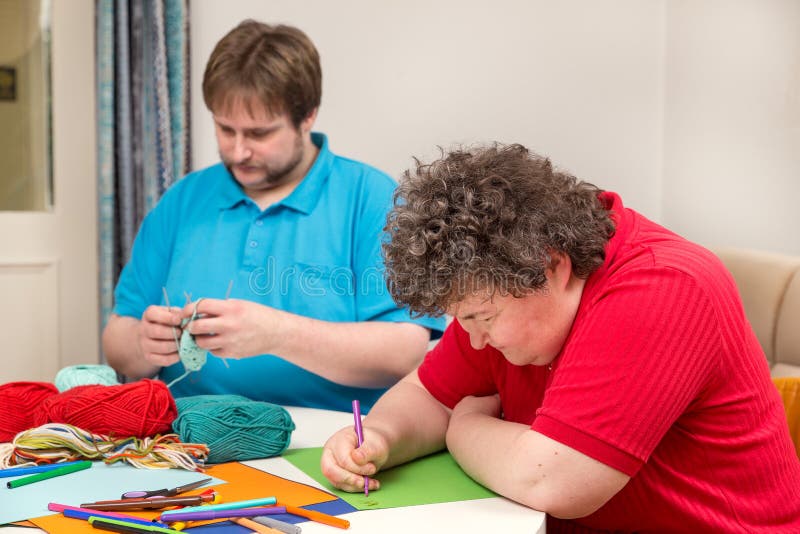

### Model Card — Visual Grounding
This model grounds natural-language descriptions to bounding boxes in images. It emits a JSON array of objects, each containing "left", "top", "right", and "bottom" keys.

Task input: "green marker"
[
  {"left": 89, "top": 516, "right": 182, "bottom": 533},
  {"left": 6, "top": 460, "right": 92, "bottom": 489}
]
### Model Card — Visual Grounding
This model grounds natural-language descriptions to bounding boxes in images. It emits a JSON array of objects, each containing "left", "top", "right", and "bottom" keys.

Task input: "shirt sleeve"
[
  {"left": 532, "top": 264, "right": 719, "bottom": 476},
  {"left": 351, "top": 172, "right": 445, "bottom": 337},
  {"left": 112, "top": 191, "right": 179, "bottom": 319},
  {"left": 418, "top": 320, "right": 500, "bottom": 408}
]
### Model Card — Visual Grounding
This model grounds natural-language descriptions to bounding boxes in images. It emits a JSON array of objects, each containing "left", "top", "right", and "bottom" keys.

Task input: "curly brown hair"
[
  {"left": 384, "top": 143, "right": 615, "bottom": 316},
  {"left": 202, "top": 20, "right": 321, "bottom": 127}
]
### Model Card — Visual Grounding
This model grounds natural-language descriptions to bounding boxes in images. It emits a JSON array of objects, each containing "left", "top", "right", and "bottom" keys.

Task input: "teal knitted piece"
[
  {"left": 173, "top": 395, "right": 296, "bottom": 463},
  {"left": 167, "top": 298, "right": 208, "bottom": 388},
  {"left": 178, "top": 324, "right": 207, "bottom": 371},
  {"left": 54, "top": 364, "right": 120, "bottom": 392}
]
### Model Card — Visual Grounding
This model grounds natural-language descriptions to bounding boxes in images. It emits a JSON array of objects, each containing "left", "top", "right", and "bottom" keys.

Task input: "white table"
[
  {"left": 1, "top": 406, "right": 546, "bottom": 533},
  {"left": 248, "top": 406, "right": 545, "bottom": 533}
]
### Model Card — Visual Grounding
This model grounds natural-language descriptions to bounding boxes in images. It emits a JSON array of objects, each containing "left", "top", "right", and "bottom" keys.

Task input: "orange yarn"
[
  {"left": 35, "top": 379, "right": 177, "bottom": 438},
  {"left": 0, "top": 382, "right": 57, "bottom": 442}
]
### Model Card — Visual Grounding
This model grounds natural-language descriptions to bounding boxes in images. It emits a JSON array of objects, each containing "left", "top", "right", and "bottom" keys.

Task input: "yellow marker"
[{"left": 170, "top": 518, "right": 228, "bottom": 531}]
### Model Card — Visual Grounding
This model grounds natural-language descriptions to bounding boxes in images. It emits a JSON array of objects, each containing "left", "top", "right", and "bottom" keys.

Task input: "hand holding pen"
[
  {"left": 352, "top": 400, "right": 369, "bottom": 496},
  {"left": 319, "top": 402, "right": 385, "bottom": 494}
]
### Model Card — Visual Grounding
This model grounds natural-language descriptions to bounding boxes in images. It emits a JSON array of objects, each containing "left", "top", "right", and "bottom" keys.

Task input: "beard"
[{"left": 222, "top": 133, "right": 305, "bottom": 189}]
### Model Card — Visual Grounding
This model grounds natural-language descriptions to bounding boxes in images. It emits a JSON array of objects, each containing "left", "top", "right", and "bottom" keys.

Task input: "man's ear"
[{"left": 299, "top": 108, "right": 318, "bottom": 134}]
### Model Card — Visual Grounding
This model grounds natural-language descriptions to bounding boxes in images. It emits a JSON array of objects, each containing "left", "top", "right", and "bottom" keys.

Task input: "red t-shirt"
[{"left": 418, "top": 192, "right": 800, "bottom": 532}]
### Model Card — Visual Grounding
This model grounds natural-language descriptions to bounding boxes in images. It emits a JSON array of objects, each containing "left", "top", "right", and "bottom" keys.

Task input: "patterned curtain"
[{"left": 96, "top": 0, "right": 191, "bottom": 329}]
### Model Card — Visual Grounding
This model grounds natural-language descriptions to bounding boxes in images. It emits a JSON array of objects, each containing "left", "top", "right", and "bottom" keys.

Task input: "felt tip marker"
[
  {"left": 281, "top": 503, "right": 350, "bottom": 530},
  {"left": 0, "top": 460, "right": 87, "bottom": 478},
  {"left": 88, "top": 516, "right": 181, "bottom": 533},
  {"left": 89, "top": 518, "right": 148, "bottom": 534},
  {"left": 159, "top": 495, "right": 277, "bottom": 517},
  {"left": 81, "top": 493, "right": 215, "bottom": 511},
  {"left": 51, "top": 504, "right": 164, "bottom": 528},
  {"left": 253, "top": 515, "right": 303, "bottom": 534},
  {"left": 6, "top": 460, "right": 92, "bottom": 489},
  {"left": 231, "top": 517, "right": 284, "bottom": 534},
  {"left": 158, "top": 506, "right": 287, "bottom": 522},
  {"left": 352, "top": 399, "right": 369, "bottom": 496}
]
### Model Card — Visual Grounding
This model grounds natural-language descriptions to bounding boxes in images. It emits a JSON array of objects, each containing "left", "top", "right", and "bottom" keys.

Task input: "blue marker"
[
  {"left": 0, "top": 460, "right": 86, "bottom": 478},
  {"left": 62, "top": 508, "right": 162, "bottom": 528}
]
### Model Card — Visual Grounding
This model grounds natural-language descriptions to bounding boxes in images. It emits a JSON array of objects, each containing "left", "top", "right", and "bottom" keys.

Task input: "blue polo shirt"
[{"left": 113, "top": 133, "right": 443, "bottom": 411}]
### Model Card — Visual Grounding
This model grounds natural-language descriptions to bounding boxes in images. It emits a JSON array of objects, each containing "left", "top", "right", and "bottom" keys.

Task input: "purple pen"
[
  {"left": 159, "top": 506, "right": 287, "bottom": 523},
  {"left": 352, "top": 399, "right": 369, "bottom": 496}
]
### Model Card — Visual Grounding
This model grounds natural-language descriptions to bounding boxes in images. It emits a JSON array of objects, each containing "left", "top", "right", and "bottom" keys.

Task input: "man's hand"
[
  {"left": 138, "top": 305, "right": 184, "bottom": 367},
  {"left": 181, "top": 298, "right": 285, "bottom": 358}
]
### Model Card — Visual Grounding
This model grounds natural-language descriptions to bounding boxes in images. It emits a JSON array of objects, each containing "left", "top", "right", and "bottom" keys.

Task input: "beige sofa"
[{"left": 713, "top": 247, "right": 800, "bottom": 377}]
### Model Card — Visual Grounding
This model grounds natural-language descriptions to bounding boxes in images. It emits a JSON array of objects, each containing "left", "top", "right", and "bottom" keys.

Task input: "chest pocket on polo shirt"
[{"left": 286, "top": 262, "right": 355, "bottom": 321}]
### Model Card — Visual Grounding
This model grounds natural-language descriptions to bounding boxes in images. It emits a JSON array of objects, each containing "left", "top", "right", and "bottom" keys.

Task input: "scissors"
[{"left": 120, "top": 477, "right": 212, "bottom": 499}]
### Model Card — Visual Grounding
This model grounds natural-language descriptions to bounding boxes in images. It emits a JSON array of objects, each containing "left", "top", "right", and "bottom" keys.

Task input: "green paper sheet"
[{"left": 283, "top": 447, "right": 496, "bottom": 510}]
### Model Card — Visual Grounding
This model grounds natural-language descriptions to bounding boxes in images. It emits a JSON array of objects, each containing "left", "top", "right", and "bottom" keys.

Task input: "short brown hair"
[
  {"left": 202, "top": 20, "right": 321, "bottom": 127},
  {"left": 383, "top": 143, "right": 615, "bottom": 316}
]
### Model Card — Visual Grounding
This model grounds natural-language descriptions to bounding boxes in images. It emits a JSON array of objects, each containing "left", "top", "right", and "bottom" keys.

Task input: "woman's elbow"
[{"left": 524, "top": 481, "right": 620, "bottom": 520}]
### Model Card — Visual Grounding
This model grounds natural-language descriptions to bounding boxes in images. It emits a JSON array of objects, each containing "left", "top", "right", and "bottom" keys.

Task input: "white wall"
[
  {"left": 663, "top": 0, "right": 800, "bottom": 254},
  {"left": 191, "top": 0, "right": 665, "bottom": 220},
  {"left": 191, "top": 0, "right": 800, "bottom": 254}
]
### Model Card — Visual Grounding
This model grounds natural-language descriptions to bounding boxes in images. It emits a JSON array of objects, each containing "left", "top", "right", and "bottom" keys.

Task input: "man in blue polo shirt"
[{"left": 103, "top": 20, "right": 443, "bottom": 412}]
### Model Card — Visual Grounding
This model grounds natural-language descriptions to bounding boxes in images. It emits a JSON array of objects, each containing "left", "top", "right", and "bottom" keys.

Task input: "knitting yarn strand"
[{"left": 0, "top": 423, "right": 208, "bottom": 471}]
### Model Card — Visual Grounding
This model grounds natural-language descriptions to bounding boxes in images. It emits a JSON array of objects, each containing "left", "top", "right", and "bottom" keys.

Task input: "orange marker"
[{"left": 280, "top": 503, "right": 350, "bottom": 530}]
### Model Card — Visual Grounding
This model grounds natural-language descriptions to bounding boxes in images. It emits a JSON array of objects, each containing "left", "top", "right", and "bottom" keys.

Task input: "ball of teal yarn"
[
  {"left": 54, "top": 364, "right": 120, "bottom": 392},
  {"left": 173, "top": 394, "right": 296, "bottom": 464}
]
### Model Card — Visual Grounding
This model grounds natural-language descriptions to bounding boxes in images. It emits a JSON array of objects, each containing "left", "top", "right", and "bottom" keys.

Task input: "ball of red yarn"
[
  {"left": 35, "top": 379, "right": 177, "bottom": 438},
  {"left": 0, "top": 382, "right": 58, "bottom": 442}
]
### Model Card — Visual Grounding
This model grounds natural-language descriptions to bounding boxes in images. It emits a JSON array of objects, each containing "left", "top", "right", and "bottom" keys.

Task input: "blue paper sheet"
[
  {"left": 184, "top": 499, "right": 358, "bottom": 533},
  {"left": 0, "top": 461, "right": 223, "bottom": 525}
]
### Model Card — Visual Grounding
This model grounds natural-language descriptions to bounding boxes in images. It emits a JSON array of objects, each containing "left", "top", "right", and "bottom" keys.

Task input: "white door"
[{"left": 0, "top": 0, "right": 98, "bottom": 383}]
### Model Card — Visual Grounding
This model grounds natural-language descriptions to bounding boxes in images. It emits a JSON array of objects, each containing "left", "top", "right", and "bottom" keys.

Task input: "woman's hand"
[{"left": 320, "top": 424, "right": 390, "bottom": 493}]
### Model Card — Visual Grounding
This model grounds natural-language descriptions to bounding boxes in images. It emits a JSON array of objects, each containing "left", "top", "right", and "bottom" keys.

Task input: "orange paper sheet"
[{"left": 30, "top": 462, "right": 337, "bottom": 533}]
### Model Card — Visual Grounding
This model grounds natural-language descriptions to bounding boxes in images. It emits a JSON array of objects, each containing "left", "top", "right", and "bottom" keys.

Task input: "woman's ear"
[{"left": 546, "top": 251, "right": 574, "bottom": 291}]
